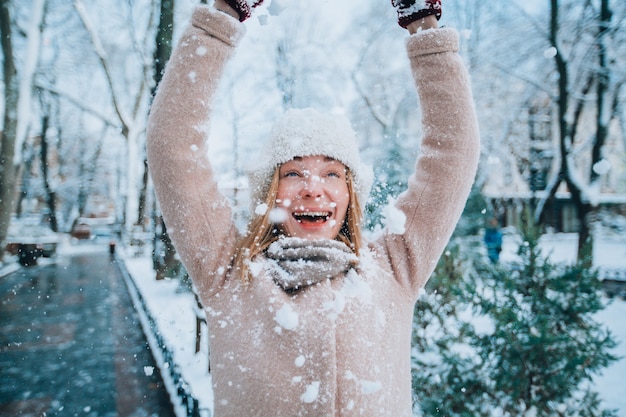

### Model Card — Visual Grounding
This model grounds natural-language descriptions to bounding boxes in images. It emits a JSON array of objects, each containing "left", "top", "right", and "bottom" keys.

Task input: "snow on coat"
[{"left": 146, "top": 5, "right": 480, "bottom": 417}]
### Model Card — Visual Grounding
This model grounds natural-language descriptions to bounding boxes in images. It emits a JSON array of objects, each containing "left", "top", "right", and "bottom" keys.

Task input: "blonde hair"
[{"left": 232, "top": 167, "right": 364, "bottom": 284}]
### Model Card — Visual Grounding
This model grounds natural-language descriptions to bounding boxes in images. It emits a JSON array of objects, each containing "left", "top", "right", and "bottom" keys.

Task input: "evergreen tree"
[
  {"left": 411, "top": 217, "right": 619, "bottom": 416},
  {"left": 470, "top": 216, "right": 619, "bottom": 416},
  {"left": 412, "top": 244, "right": 489, "bottom": 416}
]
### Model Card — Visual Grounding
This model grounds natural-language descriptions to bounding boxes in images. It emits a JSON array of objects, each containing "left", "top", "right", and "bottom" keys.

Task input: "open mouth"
[{"left": 292, "top": 211, "right": 331, "bottom": 224}]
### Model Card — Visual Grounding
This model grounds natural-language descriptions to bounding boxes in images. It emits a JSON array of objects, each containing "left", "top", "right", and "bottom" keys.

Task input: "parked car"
[
  {"left": 71, "top": 223, "right": 92, "bottom": 240},
  {"left": 6, "top": 218, "right": 59, "bottom": 266}
]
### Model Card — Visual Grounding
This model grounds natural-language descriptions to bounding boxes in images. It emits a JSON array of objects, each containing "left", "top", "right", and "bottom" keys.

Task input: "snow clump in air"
[
  {"left": 255, "top": 203, "right": 268, "bottom": 216},
  {"left": 361, "top": 380, "right": 382, "bottom": 394},
  {"left": 269, "top": 207, "right": 288, "bottom": 223},
  {"left": 247, "top": 259, "right": 264, "bottom": 277},
  {"left": 274, "top": 303, "right": 299, "bottom": 332},
  {"left": 294, "top": 355, "right": 305, "bottom": 367},
  {"left": 593, "top": 159, "right": 611, "bottom": 176},
  {"left": 301, "top": 381, "right": 320, "bottom": 403},
  {"left": 268, "top": 0, "right": 288, "bottom": 16},
  {"left": 543, "top": 47, "right": 557, "bottom": 59},
  {"left": 323, "top": 270, "right": 372, "bottom": 320},
  {"left": 382, "top": 196, "right": 406, "bottom": 234}
]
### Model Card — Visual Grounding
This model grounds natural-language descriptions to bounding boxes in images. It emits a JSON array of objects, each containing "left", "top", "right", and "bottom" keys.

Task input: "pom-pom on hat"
[{"left": 247, "top": 108, "right": 373, "bottom": 213}]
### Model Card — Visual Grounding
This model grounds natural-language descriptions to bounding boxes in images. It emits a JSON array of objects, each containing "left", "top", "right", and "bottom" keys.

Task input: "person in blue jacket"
[{"left": 484, "top": 217, "right": 503, "bottom": 263}]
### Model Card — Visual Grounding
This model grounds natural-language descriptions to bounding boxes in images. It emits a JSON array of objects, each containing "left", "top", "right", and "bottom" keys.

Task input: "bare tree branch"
[
  {"left": 73, "top": 0, "right": 130, "bottom": 137},
  {"left": 35, "top": 82, "right": 119, "bottom": 128}
]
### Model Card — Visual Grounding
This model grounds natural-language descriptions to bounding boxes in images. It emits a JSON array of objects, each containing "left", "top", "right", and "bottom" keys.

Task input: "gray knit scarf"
[{"left": 265, "top": 237, "right": 359, "bottom": 292}]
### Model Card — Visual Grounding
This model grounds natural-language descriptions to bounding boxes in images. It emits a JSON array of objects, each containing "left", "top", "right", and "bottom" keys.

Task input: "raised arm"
[
  {"left": 146, "top": 6, "right": 245, "bottom": 296},
  {"left": 384, "top": 1, "right": 480, "bottom": 296}
]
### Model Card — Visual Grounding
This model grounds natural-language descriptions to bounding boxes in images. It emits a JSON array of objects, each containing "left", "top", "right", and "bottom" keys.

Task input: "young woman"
[{"left": 146, "top": 0, "right": 480, "bottom": 415}]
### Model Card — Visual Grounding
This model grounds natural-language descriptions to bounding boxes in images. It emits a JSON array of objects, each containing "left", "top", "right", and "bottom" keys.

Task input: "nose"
[{"left": 300, "top": 175, "right": 323, "bottom": 198}]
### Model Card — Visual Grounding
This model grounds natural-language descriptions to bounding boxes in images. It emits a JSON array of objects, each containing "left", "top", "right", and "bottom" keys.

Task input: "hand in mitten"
[
  {"left": 391, "top": 0, "right": 442, "bottom": 29},
  {"left": 222, "top": 0, "right": 265, "bottom": 22}
]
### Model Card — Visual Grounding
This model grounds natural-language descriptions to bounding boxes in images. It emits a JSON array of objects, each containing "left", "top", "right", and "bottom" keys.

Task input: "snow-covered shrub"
[{"left": 411, "top": 218, "right": 619, "bottom": 416}]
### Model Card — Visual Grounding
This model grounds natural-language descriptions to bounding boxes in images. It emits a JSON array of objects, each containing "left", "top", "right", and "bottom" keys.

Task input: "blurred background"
[
  {"left": 1, "top": 0, "right": 624, "bottom": 260},
  {"left": 1, "top": 1, "right": 625, "bottom": 415}
]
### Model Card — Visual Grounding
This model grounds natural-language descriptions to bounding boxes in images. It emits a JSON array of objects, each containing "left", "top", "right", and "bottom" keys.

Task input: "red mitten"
[
  {"left": 223, "top": 0, "right": 265, "bottom": 22},
  {"left": 391, "top": 0, "right": 442, "bottom": 29}
]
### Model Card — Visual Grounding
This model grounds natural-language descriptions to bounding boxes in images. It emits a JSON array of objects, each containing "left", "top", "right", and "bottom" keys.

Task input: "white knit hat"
[{"left": 247, "top": 107, "right": 373, "bottom": 212}]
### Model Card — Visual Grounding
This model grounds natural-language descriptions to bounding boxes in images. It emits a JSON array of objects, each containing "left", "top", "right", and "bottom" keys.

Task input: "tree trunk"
[
  {"left": 592, "top": 0, "right": 611, "bottom": 183},
  {"left": 574, "top": 0, "right": 612, "bottom": 268},
  {"left": 136, "top": 158, "right": 149, "bottom": 227},
  {"left": 569, "top": 0, "right": 612, "bottom": 268},
  {"left": 154, "top": 217, "right": 179, "bottom": 281},
  {"left": 40, "top": 114, "right": 58, "bottom": 232},
  {"left": 0, "top": 0, "right": 18, "bottom": 256},
  {"left": 151, "top": 0, "right": 179, "bottom": 281},
  {"left": 139, "top": 0, "right": 174, "bottom": 228},
  {"left": 73, "top": 130, "right": 103, "bottom": 226},
  {"left": 550, "top": 0, "right": 596, "bottom": 266},
  {"left": 15, "top": 143, "right": 31, "bottom": 217}
]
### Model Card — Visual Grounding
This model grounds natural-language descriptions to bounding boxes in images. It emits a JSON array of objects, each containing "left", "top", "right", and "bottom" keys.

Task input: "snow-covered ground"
[
  {"left": 122, "top": 254, "right": 214, "bottom": 416},
  {"left": 2, "top": 232, "right": 625, "bottom": 416}
]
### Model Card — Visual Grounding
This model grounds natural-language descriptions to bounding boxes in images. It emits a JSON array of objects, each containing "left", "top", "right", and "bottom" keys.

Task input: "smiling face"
[{"left": 275, "top": 155, "right": 350, "bottom": 240}]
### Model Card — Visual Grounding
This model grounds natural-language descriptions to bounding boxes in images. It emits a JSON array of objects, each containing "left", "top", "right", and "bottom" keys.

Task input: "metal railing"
[{"left": 115, "top": 253, "right": 210, "bottom": 417}]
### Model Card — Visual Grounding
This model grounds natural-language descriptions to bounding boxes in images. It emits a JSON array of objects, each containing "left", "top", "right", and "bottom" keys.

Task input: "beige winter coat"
[{"left": 146, "top": 6, "right": 479, "bottom": 417}]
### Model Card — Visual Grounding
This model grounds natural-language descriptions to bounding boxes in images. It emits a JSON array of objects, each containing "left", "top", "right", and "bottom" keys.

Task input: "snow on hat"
[{"left": 248, "top": 107, "right": 373, "bottom": 213}]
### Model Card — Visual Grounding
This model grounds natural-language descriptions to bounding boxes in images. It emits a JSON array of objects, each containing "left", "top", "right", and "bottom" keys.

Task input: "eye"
[
  {"left": 325, "top": 170, "right": 344, "bottom": 179},
  {"left": 283, "top": 170, "right": 301, "bottom": 178}
]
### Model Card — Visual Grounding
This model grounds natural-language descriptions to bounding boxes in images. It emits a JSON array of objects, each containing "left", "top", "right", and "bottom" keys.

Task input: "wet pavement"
[{"left": 0, "top": 249, "right": 176, "bottom": 417}]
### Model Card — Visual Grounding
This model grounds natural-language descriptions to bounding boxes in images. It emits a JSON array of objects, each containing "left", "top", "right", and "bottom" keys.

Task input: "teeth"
[
  {"left": 296, "top": 212, "right": 329, "bottom": 217},
  {"left": 293, "top": 212, "right": 331, "bottom": 223}
]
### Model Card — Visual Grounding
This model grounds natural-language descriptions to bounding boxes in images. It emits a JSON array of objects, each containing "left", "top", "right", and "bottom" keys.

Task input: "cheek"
[
  {"left": 276, "top": 183, "right": 295, "bottom": 201},
  {"left": 275, "top": 184, "right": 294, "bottom": 210},
  {"left": 333, "top": 190, "right": 350, "bottom": 217},
  {"left": 332, "top": 185, "right": 350, "bottom": 203}
]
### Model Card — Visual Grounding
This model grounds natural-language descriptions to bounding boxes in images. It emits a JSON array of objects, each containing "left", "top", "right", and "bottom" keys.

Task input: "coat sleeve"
[
  {"left": 146, "top": 6, "right": 245, "bottom": 298},
  {"left": 381, "top": 28, "right": 480, "bottom": 298}
]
